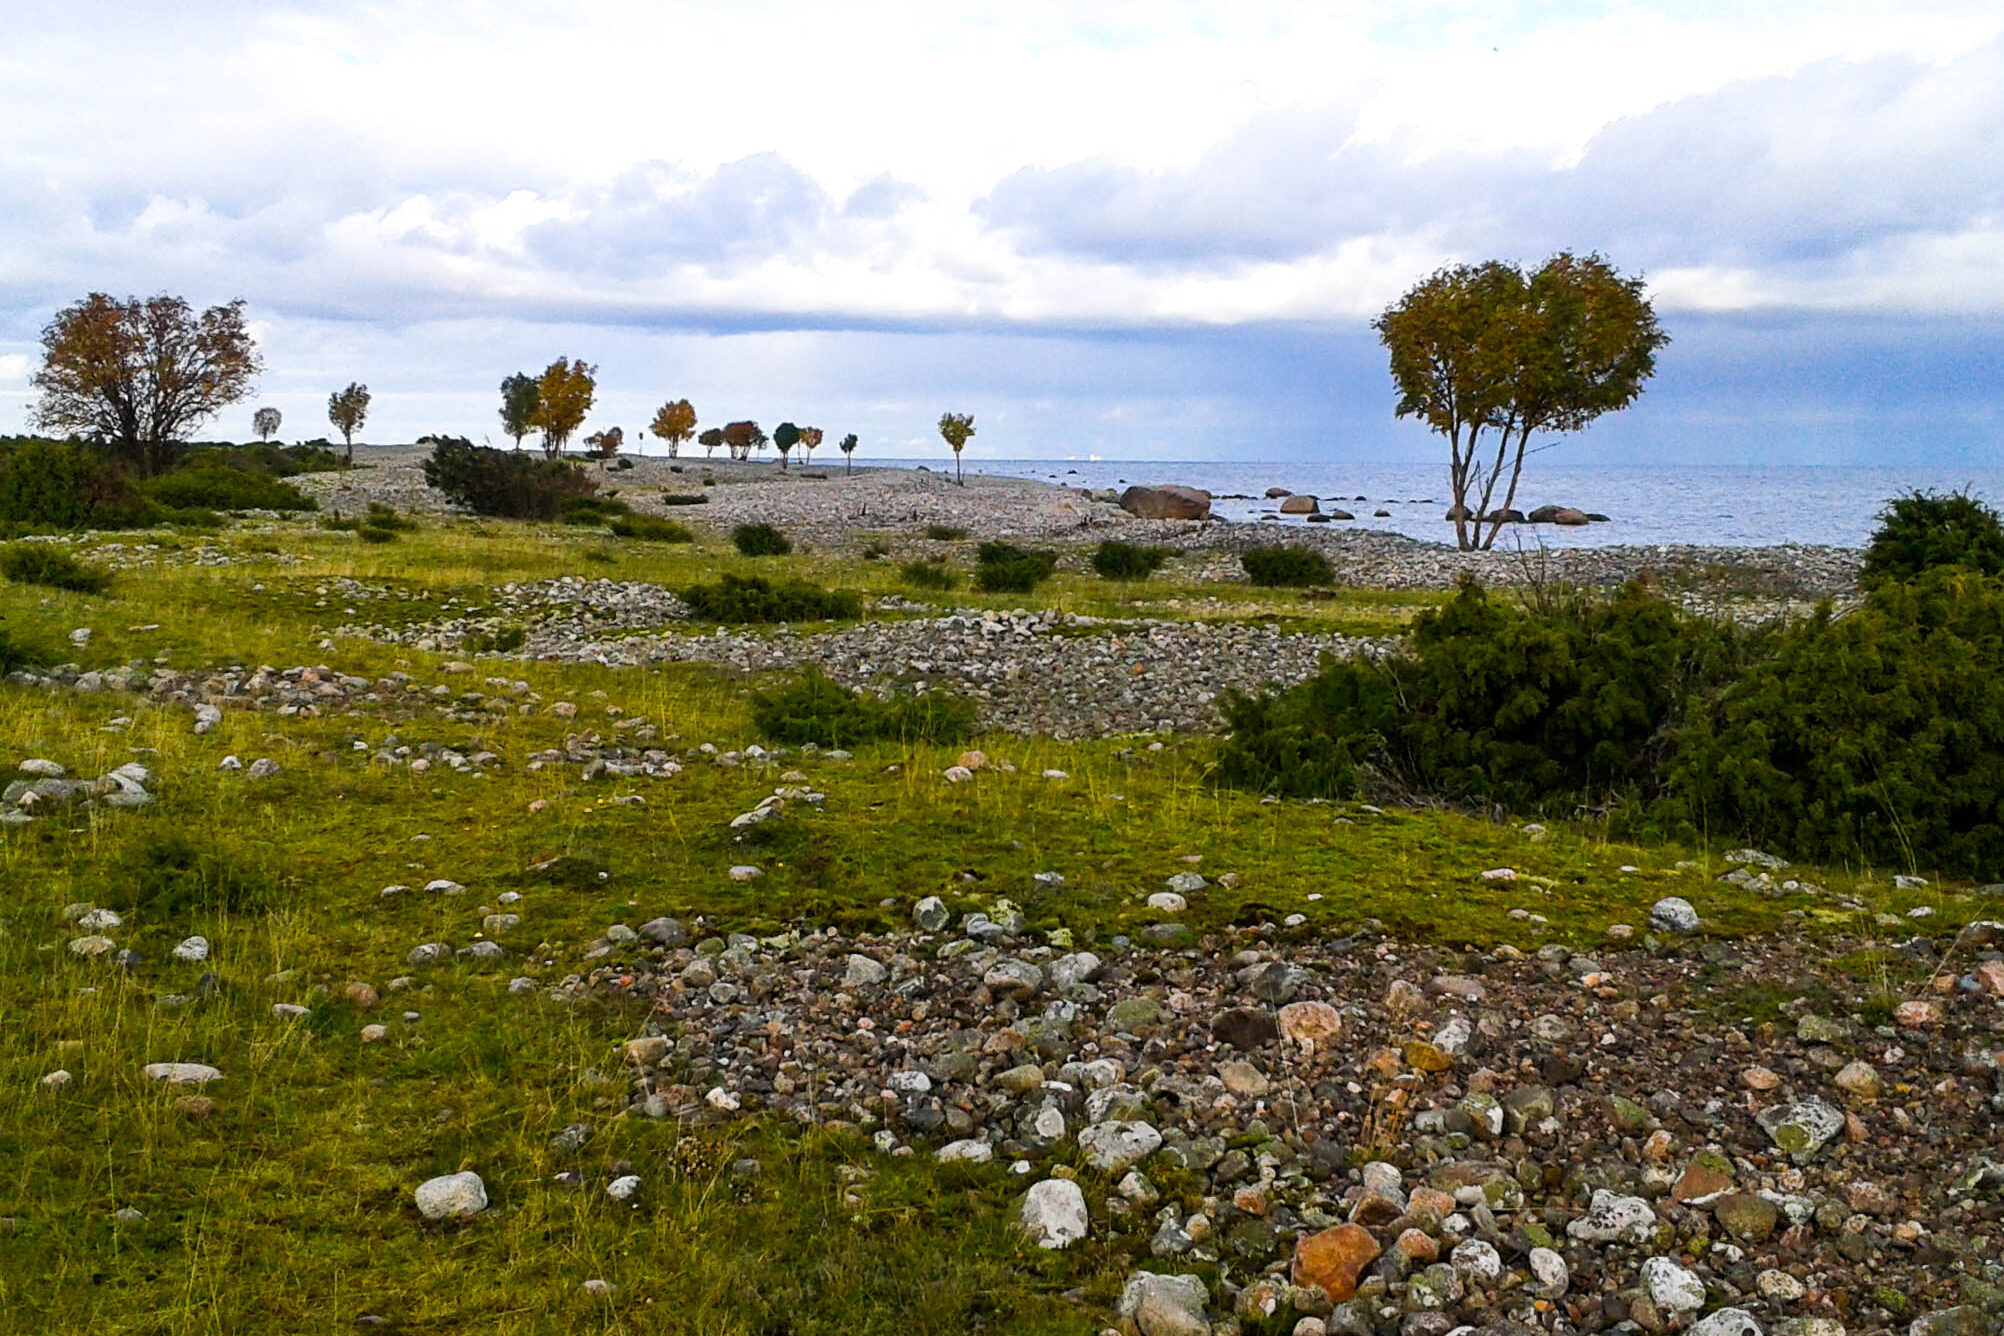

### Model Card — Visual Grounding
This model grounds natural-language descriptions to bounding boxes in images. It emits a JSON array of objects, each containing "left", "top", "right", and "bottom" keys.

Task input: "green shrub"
[
  {"left": 658, "top": 493, "right": 709, "bottom": 506},
  {"left": 1, "top": 544, "right": 111, "bottom": 594},
  {"left": 319, "top": 516, "right": 361, "bottom": 532},
  {"left": 364, "top": 503, "right": 416, "bottom": 531},
  {"left": 924, "top": 524, "right": 968, "bottom": 541},
  {"left": 608, "top": 514, "right": 694, "bottom": 543},
  {"left": 973, "top": 542, "right": 1058, "bottom": 594},
  {"left": 681, "top": 575, "right": 860, "bottom": 623},
  {"left": 358, "top": 526, "right": 397, "bottom": 544},
  {"left": 1216, "top": 580, "right": 1752, "bottom": 810},
  {"left": 1241, "top": 545, "right": 1332, "bottom": 587},
  {"left": 900, "top": 558, "right": 959, "bottom": 591},
  {"left": 464, "top": 625, "right": 528, "bottom": 653},
  {"left": 142, "top": 460, "right": 315, "bottom": 512},
  {"left": 733, "top": 523, "right": 793, "bottom": 556},
  {"left": 1093, "top": 541, "right": 1174, "bottom": 581},
  {"left": 108, "top": 830, "right": 281, "bottom": 918},
  {"left": 861, "top": 542, "right": 891, "bottom": 561},
  {"left": 560, "top": 494, "right": 631, "bottom": 525},
  {"left": 0, "top": 619, "right": 45, "bottom": 674},
  {"left": 0, "top": 440, "right": 150, "bottom": 530},
  {"left": 1861, "top": 489, "right": 2004, "bottom": 585},
  {"left": 419, "top": 436, "right": 599, "bottom": 520},
  {"left": 1663, "top": 569, "right": 2004, "bottom": 878},
  {"left": 750, "top": 670, "right": 977, "bottom": 748}
]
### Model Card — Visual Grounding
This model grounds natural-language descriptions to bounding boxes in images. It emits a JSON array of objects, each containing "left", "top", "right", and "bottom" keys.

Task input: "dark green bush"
[
  {"left": 560, "top": 494, "right": 631, "bottom": 525},
  {"left": 1663, "top": 569, "right": 2004, "bottom": 878},
  {"left": 1, "top": 544, "right": 111, "bottom": 594},
  {"left": 733, "top": 523, "right": 793, "bottom": 556},
  {"left": 1093, "top": 541, "right": 1173, "bottom": 581},
  {"left": 900, "top": 558, "right": 959, "bottom": 591},
  {"left": 750, "top": 669, "right": 977, "bottom": 748},
  {"left": 108, "top": 831, "right": 281, "bottom": 918},
  {"left": 1241, "top": 545, "right": 1332, "bottom": 587},
  {"left": 358, "top": 525, "right": 397, "bottom": 544},
  {"left": 464, "top": 625, "right": 528, "bottom": 653},
  {"left": 419, "top": 436, "right": 598, "bottom": 520},
  {"left": 682, "top": 574, "right": 860, "bottom": 623},
  {"left": 657, "top": 493, "right": 709, "bottom": 506},
  {"left": 0, "top": 440, "right": 151, "bottom": 530},
  {"left": 973, "top": 542, "right": 1057, "bottom": 594},
  {"left": 1216, "top": 580, "right": 1752, "bottom": 810},
  {"left": 924, "top": 524, "right": 968, "bottom": 541},
  {"left": 0, "top": 619, "right": 45, "bottom": 674},
  {"left": 142, "top": 461, "right": 315, "bottom": 512},
  {"left": 1861, "top": 489, "right": 2004, "bottom": 585},
  {"left": 608, "top": 514, "right": 693, "bottom": 542},
  {"left": 364, "top": 503, "right": 416, "bottom": 531}
]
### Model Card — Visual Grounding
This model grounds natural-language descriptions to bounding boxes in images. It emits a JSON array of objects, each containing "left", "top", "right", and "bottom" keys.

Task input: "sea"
[{"left": 927, "top": 460, "right": 2004, "bottom": 550}]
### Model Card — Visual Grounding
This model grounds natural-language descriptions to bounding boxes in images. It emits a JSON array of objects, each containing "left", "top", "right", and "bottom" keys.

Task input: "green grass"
[{"left": 0, "top": 508, "right": 1988, "bottom": 1334}]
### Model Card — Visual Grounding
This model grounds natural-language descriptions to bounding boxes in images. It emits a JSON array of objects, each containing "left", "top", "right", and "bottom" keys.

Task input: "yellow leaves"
[{"left": 532, "top": 357, "right": 597, "bottom": 452}]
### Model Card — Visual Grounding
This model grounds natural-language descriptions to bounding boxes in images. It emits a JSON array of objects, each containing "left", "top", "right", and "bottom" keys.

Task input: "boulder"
[
  {"left": 1264, "top": 487, "right": 1293, "bottom": 498},
  {"left": 1292, "top": 1223, "right": 1381, "bottom": 1301},
  {"left": 1120, "top": 485, "right": 1212, "bottom": 521},
  {"left": 1117, "top": 1270, "right": 1212, "bottom": 1336},
  {"left": 414, "top": 1171, "right": 488, "bottom": 1220},
  {"left": 1279, "top": 495, "right": 1319, "bottom": 515},
  {"left": 1019, "top": 1177, "right": 1089, "bottom": 1249}
]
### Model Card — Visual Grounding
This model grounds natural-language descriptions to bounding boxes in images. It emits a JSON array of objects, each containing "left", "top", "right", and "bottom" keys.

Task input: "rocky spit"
[
  {"left": 408, "top": 901, "right": 2000, "bottom": 1336},
  {"left": 295, "top": 449, "right": 1863, "bottom": 599}
]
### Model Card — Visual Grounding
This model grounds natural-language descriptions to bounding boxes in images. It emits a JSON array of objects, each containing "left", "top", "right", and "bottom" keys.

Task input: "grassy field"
[{"left": 0, "top": 515, "right": 1986, "bottom": 1333}]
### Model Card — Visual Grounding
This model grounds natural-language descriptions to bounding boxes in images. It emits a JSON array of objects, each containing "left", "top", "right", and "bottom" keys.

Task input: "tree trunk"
[
  {"left": 955, "top": 449, "right": 963, "bottom": 485},
  {"left": 1480, "top": 428, "right": 1535, "bottom": 552}
]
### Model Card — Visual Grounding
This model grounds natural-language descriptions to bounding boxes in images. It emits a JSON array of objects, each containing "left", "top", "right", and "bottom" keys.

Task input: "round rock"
[{"left": 414, "top": 1171, "right": 488, "bottom": 1220}]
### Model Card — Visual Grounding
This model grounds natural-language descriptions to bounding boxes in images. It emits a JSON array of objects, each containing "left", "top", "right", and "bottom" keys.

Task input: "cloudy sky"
[{"left": 2, "top": 0, "right": 2000, "bottom": 462}]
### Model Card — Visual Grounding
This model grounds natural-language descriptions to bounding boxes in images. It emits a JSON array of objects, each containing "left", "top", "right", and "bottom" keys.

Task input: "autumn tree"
[
  {"left": 651, "top": 399, "right": 696, "bottom": 458},
  {"left": 773, "top": 421, "right": 800, "bottom": 471},
  {"left": 499, "top": 373, "right": 540, "bottom": 449},
  {"left": 532, "top": 357, "right": 597, "bottom": 458},
  {"left": 328, "top": 382, "right": 371, "bottom": 463},
  {"left": 722, "top": 420, "right": 764, "bottom": 462},
  {"left": 584, "top": 424, "right": 624, "bottom": 468},
  {"left": 1376, "top": 252, "right": 1666, "bottom": 551},
  {"left": 800, "top": 426, "right": 823, "bottom": 464},
  {"left": 838, "top": 432, "right": 858, "bottom": 471},
  {"left": 252, "top": 407, "right": 282, "bottom": 442},
  {"left": 698, "top": 427, "right": 725, "bottom": 459},
  {"left": 937, "top": 411, "right": 975, "bottom": 485},
  {"left": 31, "top": 292, "right": 262, "bottom": 475}
]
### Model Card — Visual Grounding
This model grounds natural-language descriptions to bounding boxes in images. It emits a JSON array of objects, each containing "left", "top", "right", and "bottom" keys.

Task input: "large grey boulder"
[
  {"left": 1119, "top": 486, "right": 1212, "bottom": 521},
  {"left": 414, "top": 1171, "right": 488, "bottom": 1220}
]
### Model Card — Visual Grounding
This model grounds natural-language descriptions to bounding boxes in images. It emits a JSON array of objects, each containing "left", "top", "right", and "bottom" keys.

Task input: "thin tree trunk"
[{"left": 1480, "top": 425, "right": 1537, "bottom": 552}]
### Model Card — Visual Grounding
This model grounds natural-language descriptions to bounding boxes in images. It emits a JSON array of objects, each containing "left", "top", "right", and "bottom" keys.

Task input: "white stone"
[
  {"left": 1688, "top": 1310, "right": 1762, "bottom": 1336},
  {"left": 1643, "top": 1257, "right": 1707, "bottom": 1313},
  {"left": 936, "top": 1139, "right": 993, "bottom": 1163},
  {"left": 1450, "top": 1238, "right": 1502, "bottom": 1281},
  {"left": 1566, "top": 1190, "right": 1656, "bottom": 1244},
  {"left": 76, "top": 907, "right": 122, "bottom": 931},
  {"left": 1755, "top": 1269, "right": 1806, "bottom": 1302},
  {"left": 1033, "top": 1107, "right": 1066, "bottom": 1140},
  {"left": 605, "top": 1175, "right": 642, "bottom": 1200},
  {"left": 1650, "top": 897, "right": 1701, "bottom": 933},
  {"left": 727, "top": 865, "right": 762, "bottom": 882},
  {"left": 1078, "top": 1120, "right": 1163, "bottom": 1172},
  {"left": 704, "top": 1087, "right": 740, "bottom": 1111},
  {"left": 143, "top": 1062, "right": 222, "bottom": 1085},
  {"left": 888, "top": 1069, "right": 931, "bottom": 1096},
  {"left": 171, "top": 936, "right": 210, "bottom": 963},
  {"left": 1019, "top": 1177, "right": 1089, "bottom": 1249},
  {"left": 41, "top": 1069, "right": 72, "bottom": 1089},
  {"left": 844, "top": 953, "right": 888, "bottom": 987},
  {"left": 1164, "top": 871, "right": 1206, "bottom": 894},
  {"left": 1528, "top": 1246, "right": 1569, "bottom": 1297},
  {"left": 414, "top": 1171, "right": 488, "bottom": 1220}
]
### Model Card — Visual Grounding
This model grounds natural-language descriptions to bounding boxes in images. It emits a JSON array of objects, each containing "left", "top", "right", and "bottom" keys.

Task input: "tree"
[
  {"left": 651, "top": 399, "right": 696, "bottom": 458},
  {"left": 937, "top": 411, "right": 975, "bottom": 484},
  {"left": 773, "top": 421, "right": 800, "bottom": 471},
  {"left": 328, "top": 382, "right": 371, "bottom": 464},
  {"left": 499, "top": 373, "right": 540, "bottom": 449},
  {"left": 31, "top": 292, "right": 262, "bottom": 475},
  {"left": 1376, "top": 252, "right": 1667, "bottom": 551},
  {"left": 722, "top": 420, "right": 763, "bottom": 462},
  {"left": 532, "top": 357, "right": 596, "bottom": 458},
  {"left": 252, "top": 407, "right": 282, "bottom": 442},
  {"left": 839, "top": 432, "right": 858, "bottom": 471},
  {"left": 698, "top": 427, "right": 725, "bottom": 459},
  {"left": 800, "top": 426, "right": 823, "bottom": 464},
  {"left": 585, "top": 425, "right": 624, "bottom": 468}
]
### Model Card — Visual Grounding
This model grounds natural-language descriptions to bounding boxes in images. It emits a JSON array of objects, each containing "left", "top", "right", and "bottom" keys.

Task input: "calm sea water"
[{"left": 936, "top": 460, "right": 2004, "bottom": 549}]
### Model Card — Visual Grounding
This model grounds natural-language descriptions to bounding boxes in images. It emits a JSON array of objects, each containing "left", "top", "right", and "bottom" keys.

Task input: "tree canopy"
[
  {"left": 252, "top": 407, "right": 282, "bottom": 442},
  {"left": 651, "top": 399, "right": 697, "bottom": 457},
  {"left": 937, "top": 411, "right": 975, "bottom": 485},
  {"left": 722, "top": 420, "right": 764, "bottom": 461},
  {"left": 31, "top": 292, "right": 261, "bottom": 475},
  {"left": 1375, "top": 253, "right": 1666, "bottom": 550},
  {"left": 773, "top": 421, "right": 800, "bottom": 470},
  {"left": 532, "top": 358, "right": 596, "bottom": 458},
  {"left": 499, "top": 373, "right": 540, "bottom": 449}
]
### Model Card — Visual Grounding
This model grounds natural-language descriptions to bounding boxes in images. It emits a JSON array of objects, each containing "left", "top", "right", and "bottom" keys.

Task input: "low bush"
[
  {"left": 1, "top": 544, "right": 112, "bottom": 594},
  {"left": 681, "top": 574, "right": 860, "bottom": 623},
  {"left": 861, "top": 542, "right": 891, "bottom": 561},
  {"left": 658, "top": 493, "right": 709, "bottom": 506},
  {"left": 1663, "top": 568, "right": 2004, "bottom": 878},
  {"left": 358, "top": 525, "right": 398, "bottom": 544},
  {"left": 733, "top": 523, "right": 793, "bottom": 556},
  {"left": 1860, "top": 489, "right": 2004, "bottom": 585},
  {"left": 0, "top": 619, "right": 45, "bottom": 673},
  {"left": 464, "top": 625, "right": 528, "bottom": 653},
  {"left": 142, "top": 460, "right": 316, "bottom": 513},
  {"left": 973, "top": 542, "right": 1058, "bottom": 594},
  {"left": 751, "top": 669, "right": 977, "bottom": 748},
  {"left": 1241, "top": 545, "right": 1332, "bottom": 587},
  {"left": 900, "top": 558, "right": 959, "bottom": 591},
  {"left": 1093, "top": 541, "right": 1173, "bottom": 581},
  {"left": 108, "top": 830, "right": 281, "bottom": 918},
  {"left": 0, "top": 439, "right": 151, "bottom": 531},
  {"left": 608, "top": 514, "right": 694, "bottom": 542},
  {"left": 1216, "top": 579, "right": 1753, "bottom": 811},
  {"left": 560, "top": 495, "right": 631, "bottom": 525},
  {"left": 363, "top": 503, "right": 416, "bottom": 531},
  {"left": 419, "top": 436, "right": 598, "bottom": 520},
  {"left": 924, "top": 524, "right": 968, "bottom": 541}
]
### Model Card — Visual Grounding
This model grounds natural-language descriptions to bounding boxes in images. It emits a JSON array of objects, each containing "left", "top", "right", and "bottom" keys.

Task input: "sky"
[{"left": 2, "top": 0, "right": 2001, "bottom": 464}]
